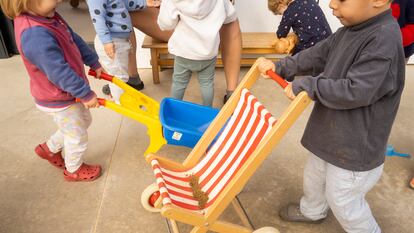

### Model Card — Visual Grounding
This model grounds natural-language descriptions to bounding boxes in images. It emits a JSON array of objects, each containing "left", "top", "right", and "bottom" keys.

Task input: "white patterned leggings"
[{"left": 45, "top": 103, "right": 92, "bottom": 173}]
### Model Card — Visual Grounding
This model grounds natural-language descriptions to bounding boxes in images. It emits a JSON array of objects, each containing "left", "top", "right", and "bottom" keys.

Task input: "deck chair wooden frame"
[{"left": 145, "top": 60, "right": 311, "bottom": 233}]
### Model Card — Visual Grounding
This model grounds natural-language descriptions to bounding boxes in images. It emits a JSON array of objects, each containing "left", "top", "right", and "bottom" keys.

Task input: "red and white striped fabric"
[{"left": 151, "top": 89, "right": 277, "bottom": 212}]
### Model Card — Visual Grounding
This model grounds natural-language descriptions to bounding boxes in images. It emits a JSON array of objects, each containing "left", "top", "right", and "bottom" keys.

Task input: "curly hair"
[{"left": 268, "top": 0, "right": 292, "bottom": 14}]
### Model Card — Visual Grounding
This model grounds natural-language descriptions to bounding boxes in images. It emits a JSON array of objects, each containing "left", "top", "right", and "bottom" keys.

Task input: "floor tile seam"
[{"left": 92, "top": 117, "right": 124, "bottom": 233}]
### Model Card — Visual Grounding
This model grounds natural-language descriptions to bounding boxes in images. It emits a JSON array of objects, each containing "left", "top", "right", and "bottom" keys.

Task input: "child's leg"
[
  {"left": 127, "top": 32, "right": 144, "bottom": 90},
  {"left": 47, "top": 128, "right": 64, "bottom": 154},
  {"left": 196, "top": 57, "right": 217, "bottom": 107},
  {"left": 325, "top": 163, "right": 383, "bottom": 233},
  {"left": 300, "top": 154, "right": 330, "bottom": 220},
  {"left": 171, "top": 56, "right": 192, "bottom": 100},
  {"left": 219, "top": 20, "right": 241, "bottom": 100},
  {"left": 51, "top": 103, "right": 92, "bottom": 173},
  {"left": 128, "top": 32, "right": 139, "bottom": 77},
  {"left": 94, "top": 36, "right": 130, "bottom": 102}
]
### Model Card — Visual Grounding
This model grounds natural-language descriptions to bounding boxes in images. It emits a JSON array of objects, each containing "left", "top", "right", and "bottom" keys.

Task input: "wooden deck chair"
[{"left": 145, "top": 60, "right": 311, "bottom": 233}]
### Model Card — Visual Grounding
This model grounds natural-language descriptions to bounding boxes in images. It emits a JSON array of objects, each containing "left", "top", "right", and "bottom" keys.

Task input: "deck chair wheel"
[
  {"left": 253, "top": 227, "right": 280, "bottom": 233},
  {"left": 141, "top": 183, "right": 161, "bottom": 212}
]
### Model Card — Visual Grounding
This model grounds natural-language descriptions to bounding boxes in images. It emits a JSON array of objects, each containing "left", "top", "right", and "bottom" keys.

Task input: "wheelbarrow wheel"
[
  {"left": 253, "top": 227, "right": 280, "bottom": 233},
  {"left": 70, "top": 0, "right": 80, "bottom": 8},
  {"left": 141, "top": 183, "right": 162, "bottom": 212}
]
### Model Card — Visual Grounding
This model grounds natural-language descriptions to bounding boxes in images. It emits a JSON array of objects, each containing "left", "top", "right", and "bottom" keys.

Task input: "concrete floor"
[{"left": 1, "top": 2, "right": 413, "bottom": 233}]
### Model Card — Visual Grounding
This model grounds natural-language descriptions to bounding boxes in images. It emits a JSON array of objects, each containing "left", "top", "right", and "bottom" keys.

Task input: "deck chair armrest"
[{"left": 145, "top": 153, "right": 188, "bottom": 171}]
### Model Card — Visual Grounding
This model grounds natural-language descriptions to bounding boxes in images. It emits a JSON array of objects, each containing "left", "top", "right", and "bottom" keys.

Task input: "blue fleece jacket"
[
  {"left": 17, "top": 13, "right": 100, "bottom": 107},
  {"left": 87, "top": 0, "right": 147, "bottom": 44},
  {"left": 277, "top": 0, "right": 331, "bottom": 55}
]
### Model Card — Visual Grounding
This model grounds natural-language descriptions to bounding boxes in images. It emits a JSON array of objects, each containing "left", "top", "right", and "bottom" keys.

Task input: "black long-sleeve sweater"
[{"left": 276, "top": 10, "right": 405, "bottom": 171}]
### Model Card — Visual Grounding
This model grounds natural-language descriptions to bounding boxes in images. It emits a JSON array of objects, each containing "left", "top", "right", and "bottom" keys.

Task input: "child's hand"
[
  {"left": 104, "top": 42, "right": 115, "bottom": 60},
  {"left": 147, "top": 0, "right": 161, "bottom": 7},
  {"left": 284, "top": 83, "right": 296, "bottom": 100},
  {"left": 257, "top": 57, "right": 276, "bottom": 78},
  {"left": 94, "top": 67, "right": 106, "bottom": 79},
  {"left": 83, "top": 96, "right": 100, "bottom": 109},
  {"left": 276, "top": 4, "right": 288, "bottom": 15}
]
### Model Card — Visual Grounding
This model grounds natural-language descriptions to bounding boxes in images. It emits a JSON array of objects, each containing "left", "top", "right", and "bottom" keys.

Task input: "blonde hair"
[
  {"left": 268, "top": 0, "right": 292, "bottom": 14},
  {"left": 0, "top": 0, "right": 34, "bottom": 19}
]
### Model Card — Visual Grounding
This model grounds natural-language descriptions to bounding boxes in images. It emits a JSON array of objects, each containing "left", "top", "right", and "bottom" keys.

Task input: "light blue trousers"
[
  {"left": 171, "top": 56, "right": 217, "bottom": 107},
  {"left": 300, "top": 154, "right": 383, "bottom": 233}
]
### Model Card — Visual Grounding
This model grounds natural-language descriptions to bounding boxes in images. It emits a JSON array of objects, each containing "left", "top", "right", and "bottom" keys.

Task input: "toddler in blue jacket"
[{"left": 87, "top": 0, "right": 160, "bottom": 102}]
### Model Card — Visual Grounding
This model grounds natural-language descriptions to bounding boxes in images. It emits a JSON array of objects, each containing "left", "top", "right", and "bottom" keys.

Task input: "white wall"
[
  {"left": 135, "top": 0, "right": 412, "bottom": 68},
  {"left": 234, "top": 0, "right": 342, "bottom": 32}
]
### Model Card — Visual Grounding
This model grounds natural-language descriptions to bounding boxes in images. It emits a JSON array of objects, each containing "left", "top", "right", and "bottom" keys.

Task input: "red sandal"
[
  {"left": 410, "top": 178, "right": 414, "bottom": 189},
  {"left": 63, "top": 163, "right": 102, "bottom": 182},
  {"left": 34, "top": 143, "right": 65, "bottom": 169}
]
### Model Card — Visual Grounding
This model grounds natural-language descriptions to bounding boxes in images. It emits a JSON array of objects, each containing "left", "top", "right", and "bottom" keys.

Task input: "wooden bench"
[{"left": 142, "top": 32, "right": 287, "bottom": 84}]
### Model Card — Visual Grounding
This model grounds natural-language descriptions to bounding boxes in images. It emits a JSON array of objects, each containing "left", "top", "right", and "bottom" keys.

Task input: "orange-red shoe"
[
  {"left": 34, "top": 143, "right": 65, "bottom": 169},
  {"left": 410, "top": 178, "right": 414, "bottom": 189},
  {"left": 63, "top": 163, "right": 102, "bottom": 182}
]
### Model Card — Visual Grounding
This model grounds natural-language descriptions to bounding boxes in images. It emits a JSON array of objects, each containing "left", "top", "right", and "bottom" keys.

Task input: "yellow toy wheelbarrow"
[{"left": 88, "top": 70, "right": 220, "bottom": 155}]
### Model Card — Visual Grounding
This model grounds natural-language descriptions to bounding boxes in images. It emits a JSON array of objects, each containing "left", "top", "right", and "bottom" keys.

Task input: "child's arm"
[
  {"left": 291, "top": 52, "right": 395, "bottom": 110},
  {"left": 157, "top": 0, "right": 179, "bottom": 31},
  {"left": 276, "top": 8, "right": 293, "bottom": 38},
  {"left": 21, "top": 27, "right": 96, "bottom": 103},
  {"left": 69, "top": 29, "right": 101, "bottom": 70},
  {"left": 86, "top": 0, "right": 112, "bottom": 44},
  {"left": 276, "top": 33, "right": 335, "bottom": 81}
]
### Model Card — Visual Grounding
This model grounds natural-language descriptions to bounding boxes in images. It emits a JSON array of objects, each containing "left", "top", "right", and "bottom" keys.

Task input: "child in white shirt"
[{"left": 157, "top": 0, "right": 237, "bottom": 106}]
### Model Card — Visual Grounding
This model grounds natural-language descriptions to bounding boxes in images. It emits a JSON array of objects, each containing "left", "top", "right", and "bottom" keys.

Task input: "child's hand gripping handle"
[
  {"left": 266, "top": 70, "right": 288, "bottom": 89},
  {"left": 75, "top": 98, "right": 106, "bottom": 106},
  {"left": 88, "top": 69, "right": 114, "bottom": 82}
]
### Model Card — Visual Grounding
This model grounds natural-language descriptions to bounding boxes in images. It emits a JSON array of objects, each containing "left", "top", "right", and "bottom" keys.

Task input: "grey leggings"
[{"left": 171, "top": 56, "right": 217, "bottom": 107}]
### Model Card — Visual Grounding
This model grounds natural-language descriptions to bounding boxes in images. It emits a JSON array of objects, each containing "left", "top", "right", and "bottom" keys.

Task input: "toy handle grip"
[
  {"left": 266, "top": 70, "right": 288, "bottom": 89},
  {"left": 88, "top": 69, "right": 114, "bottom": 82}
]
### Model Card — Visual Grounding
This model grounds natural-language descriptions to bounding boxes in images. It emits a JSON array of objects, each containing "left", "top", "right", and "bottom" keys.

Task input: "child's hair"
[
  {"left": 0, "top": 0, "right": 34, "bottom": 19},
  {"left": 268, "top": 0, "right": 292, "bottom": 14}
]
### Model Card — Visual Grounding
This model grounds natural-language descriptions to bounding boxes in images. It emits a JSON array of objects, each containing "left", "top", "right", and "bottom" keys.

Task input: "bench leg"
[{"left": 150, "top": 48, "right": 160, "bottom": 84}]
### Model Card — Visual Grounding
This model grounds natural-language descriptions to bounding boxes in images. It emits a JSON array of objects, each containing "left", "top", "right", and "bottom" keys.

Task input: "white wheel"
[
  {"left": 253, "top": 227, "right": 280, "bottom": 233},
  {"left": 141, "top": 183, "right": 162, "bottom": 213}
]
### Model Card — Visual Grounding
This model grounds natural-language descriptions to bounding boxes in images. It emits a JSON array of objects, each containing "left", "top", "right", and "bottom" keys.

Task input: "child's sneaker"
[
  {"left": 101, "top": 77, "right": 144, "bottom": 96},
  {"left": 63, "top": 163, "right": 102, "bottom": 182},
  {"left": 279, "top": 203, "right": 324, "bottom": 224},
  {"left": 127, "top": 76, "right": 144, "bottom": 91},
  {"left": 34, "top": 143, "right": 65, "bottom": 169},
  {"left": 223, "top": 90, "right": 234, "bottom": 104},
  {"left": 223, "top": 94, "right": 230, "bottom": 104}
]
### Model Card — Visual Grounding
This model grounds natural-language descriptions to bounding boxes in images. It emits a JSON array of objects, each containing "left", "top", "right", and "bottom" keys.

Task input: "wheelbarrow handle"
[
  {"left": 88, "top": 69, "right": 114, "bottom": 82},
  {"left": 266, "top": 70, "right": 288, "bottom": 89}
]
